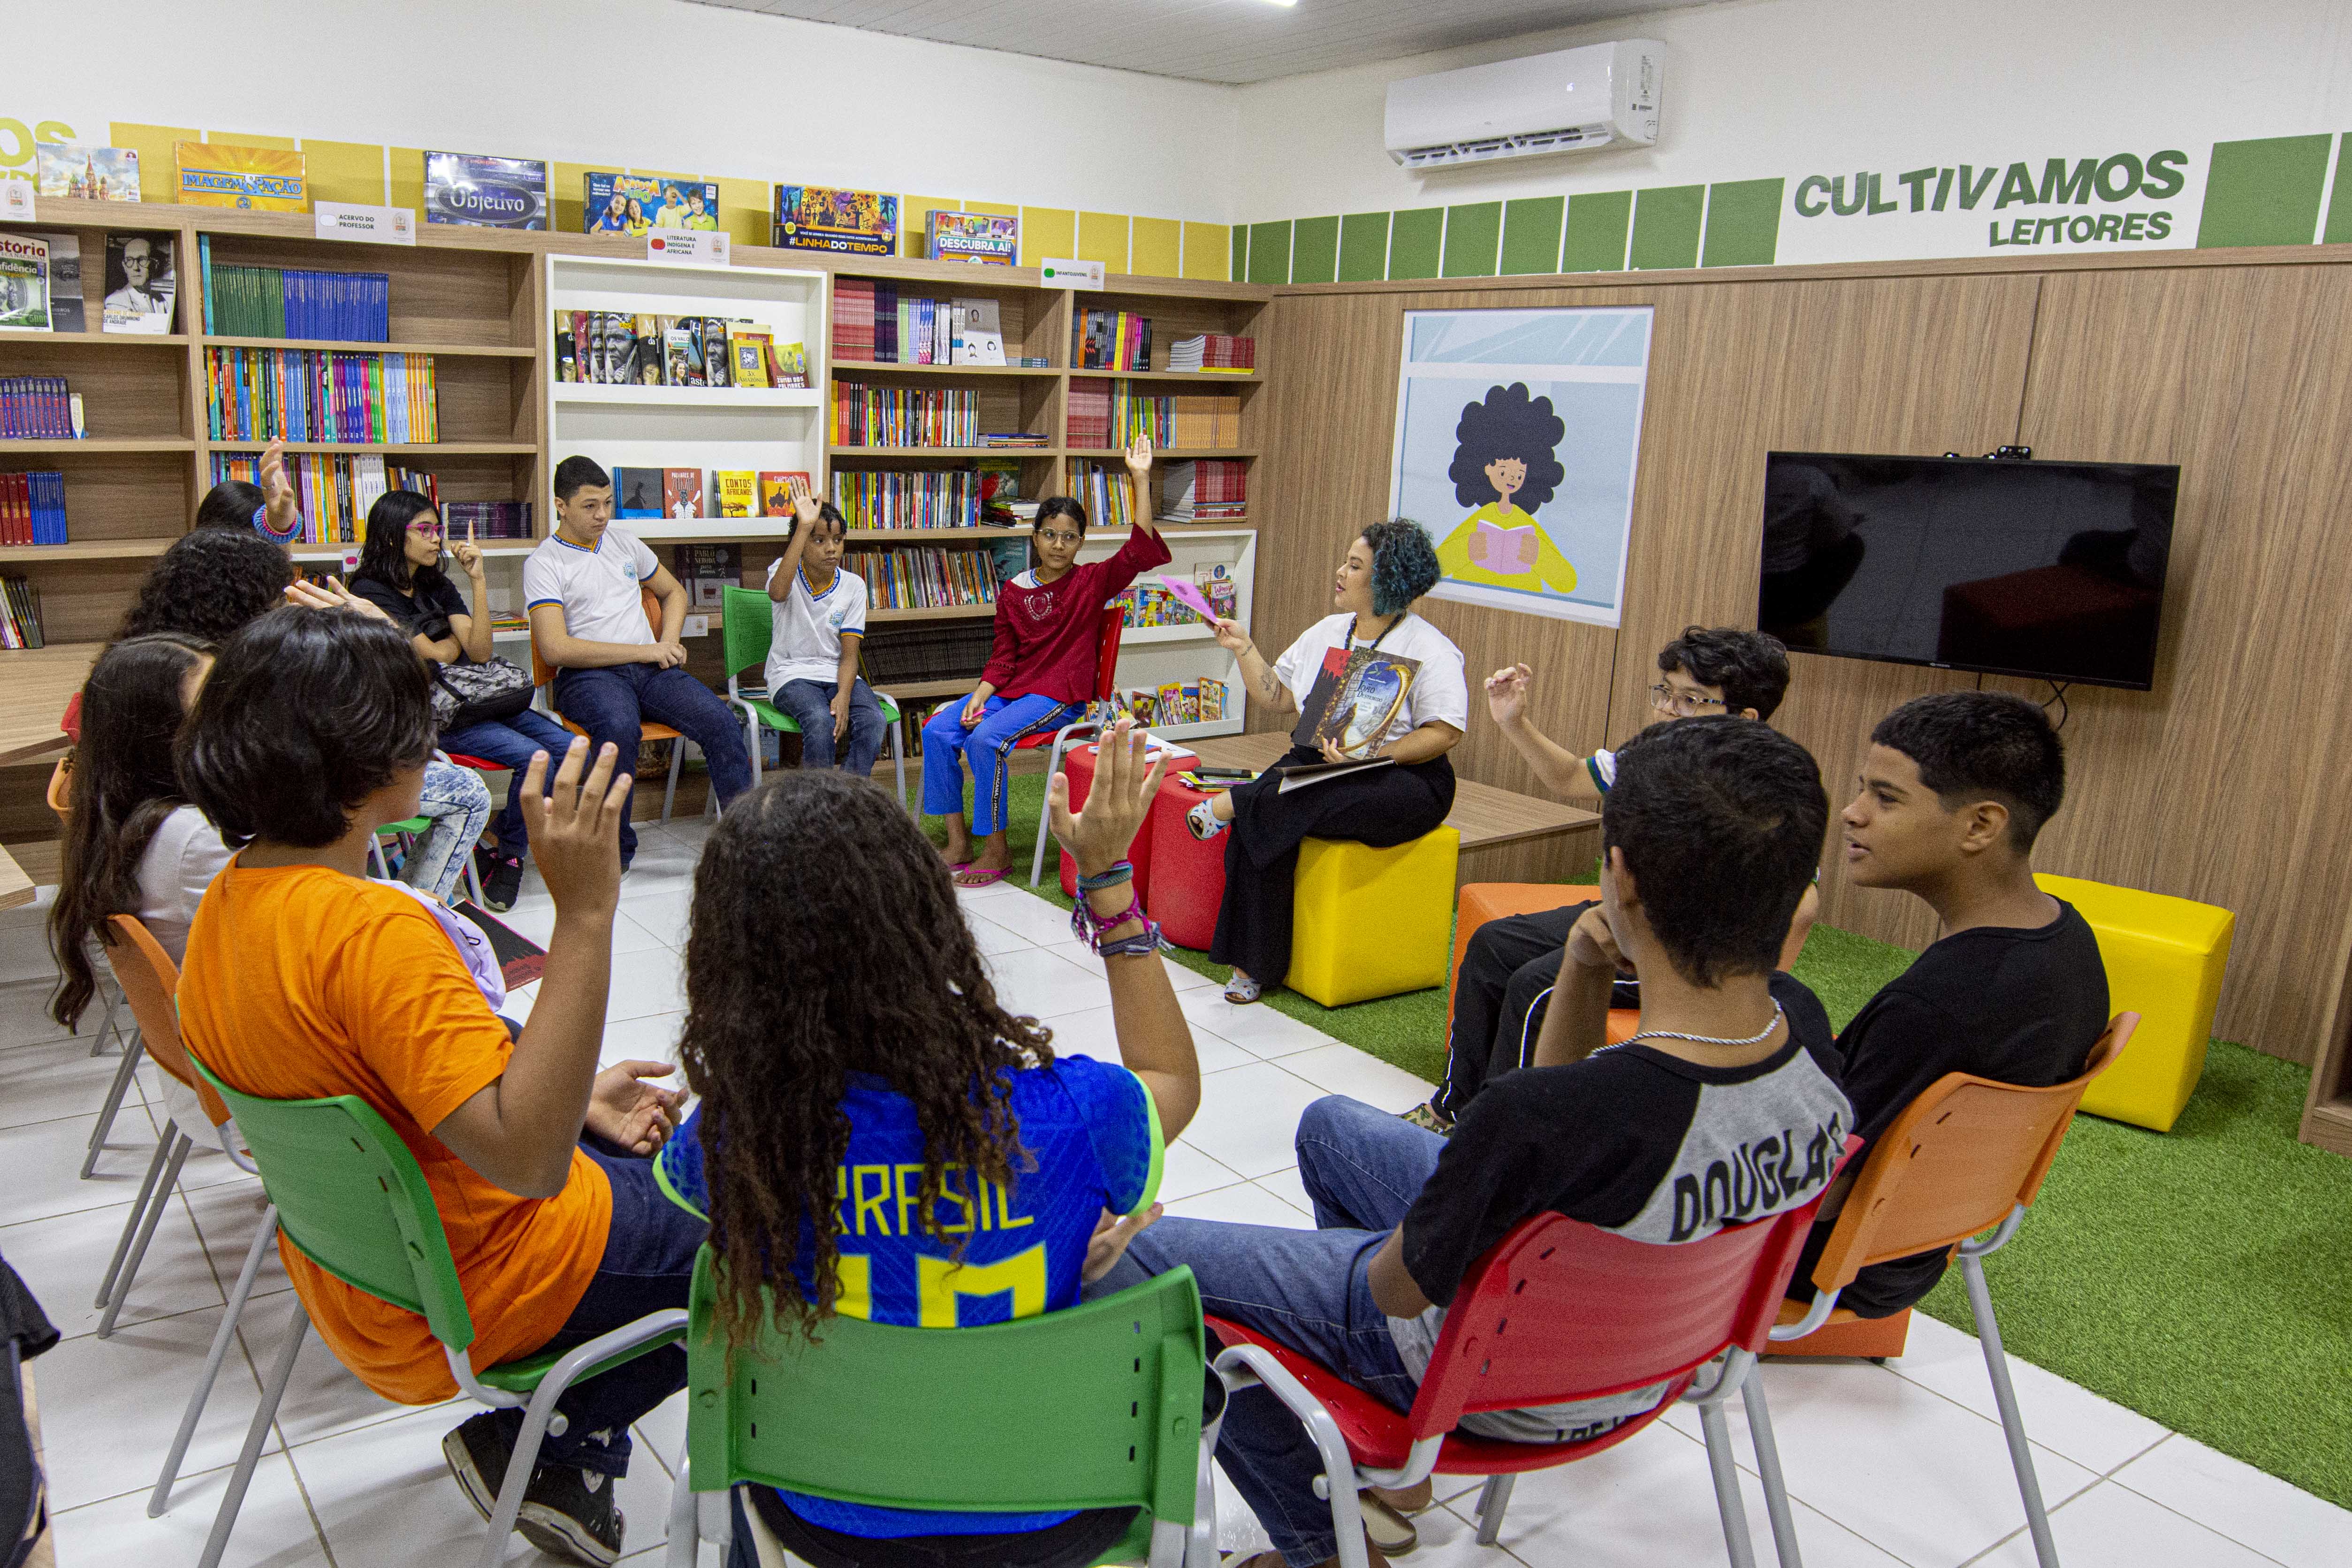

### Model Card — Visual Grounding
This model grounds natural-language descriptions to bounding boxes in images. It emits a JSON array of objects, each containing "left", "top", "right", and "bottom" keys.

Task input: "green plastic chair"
[
  {"left": 371, "top": 811, "right": 487, "bottom": 905},
  {"left": 721, "top": 582, "right": 908, "bottom": 809},
  {"left": 182, "top": 1053, "right": 688, "bottom": 1568},
  {"left": 664, "top": 1248, "right": 1219, "bottom": 1568}
]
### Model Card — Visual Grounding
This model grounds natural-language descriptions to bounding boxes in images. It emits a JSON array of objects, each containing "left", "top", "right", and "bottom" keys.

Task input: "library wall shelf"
[
  {"left": 1098, "top": 370, "right": 1261, "bottom": 384},
  {"left": 846, "top": 527, "right": 1026, "bottom": 541},
  {"left": 881, "top": 677, "right": 979, "bottom": 703},
  {"left": 831, "top": 362, "right": 1058, "bottom": 379},
  {"left": 829, "top": 446, "right": 1059, "bottom": 459},
  {"left": 0, "top": 540, "right": 174, "bottom": 563},
  {"left": 202, "top": 335, "right": 536, "bottom": 359},
  {"left": 1120, "top": 623, "right": 1218, "bottom": 646},
  {"left": 207, "top": 441, "right": 538, "bottom": 456},
  {"left": 0, "top": 438, "right": 195, "bottom": 453},
  {"left": 289, "top": 540, "right": 537, "bottom": 563},
  {"left": 619, "top": 521, "right": 795, "bottom": 543},
  {"left": 552, "top": 384, "right": 822, "bottom": 410},
  {"left": 1068, "top": 448, "right": 1257, "bottom": 461},
  {"left": 868, "top": 604, "right": 998, "bottom": 623},
  {"left": 9, "top": 333, "right": 191, "bottom": 349}
]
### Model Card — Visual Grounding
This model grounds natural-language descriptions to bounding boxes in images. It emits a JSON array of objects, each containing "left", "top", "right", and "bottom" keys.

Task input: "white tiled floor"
[{"left": 7, "top": 820, "right": 2349, "bottom": 1567}]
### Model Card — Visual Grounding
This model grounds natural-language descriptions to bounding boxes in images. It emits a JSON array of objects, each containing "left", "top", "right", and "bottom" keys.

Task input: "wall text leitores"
[{"left": 1792, "top": 152, "right": 2190, "bottom": 249}]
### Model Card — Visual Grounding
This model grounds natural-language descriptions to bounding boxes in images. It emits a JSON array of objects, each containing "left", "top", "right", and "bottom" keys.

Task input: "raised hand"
[
  {"left": 1049, "top": 715, "right": 1165, "bottom": 876},
  {"left": 452, "top": 517, "right": 485, "bottom": 579},
  {"left": 792, "top": 494, "right": 820, "bottom": 534},
  {"left": 1124, "top": 434, "right": 1153, "bottom": 480},
  {"left": 1484, "top": 662, "right": 1533, "bottom": 726},
  {"left": 519, "top": 736, "right": 632, "bottom": 916},
  {"left": 585, "top": 1060, "right": 683, "bottom": 1154},
  {"left": 259, "top": 437, "right": 299, "bottom": 539}
]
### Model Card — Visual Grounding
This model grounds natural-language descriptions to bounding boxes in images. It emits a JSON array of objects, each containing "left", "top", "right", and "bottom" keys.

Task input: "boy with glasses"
[{"left": 1415, "top": 626, "right": 1814, "bottom": 1130}]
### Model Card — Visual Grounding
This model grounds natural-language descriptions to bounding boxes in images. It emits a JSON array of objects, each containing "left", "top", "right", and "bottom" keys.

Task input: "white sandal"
[
  {"left": 1188, "top": 799, "right": 1229, "bottom": 841},
  {"left": 1224, "top": 970, "right": 1262, "bottom": 1004}
]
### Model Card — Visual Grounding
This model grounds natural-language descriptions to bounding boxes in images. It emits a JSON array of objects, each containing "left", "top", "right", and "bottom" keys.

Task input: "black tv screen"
[{"left": 1756, "top": 452, "right": 2178, "bottom": 690}]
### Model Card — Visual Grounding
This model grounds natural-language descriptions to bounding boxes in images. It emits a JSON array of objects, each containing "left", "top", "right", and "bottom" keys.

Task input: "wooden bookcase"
[{"left": 0, "top": 194, "right": 1271, "bottom": 864}]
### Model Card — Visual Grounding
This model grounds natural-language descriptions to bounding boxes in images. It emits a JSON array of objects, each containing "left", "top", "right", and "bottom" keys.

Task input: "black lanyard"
[{"left": 1347, "top": 613, "right": 1399, "bottom": 653}]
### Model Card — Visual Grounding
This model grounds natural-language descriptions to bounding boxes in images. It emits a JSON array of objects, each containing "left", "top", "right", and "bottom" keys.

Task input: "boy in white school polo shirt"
[
  {"left": 523, "top": 457, "right": 752, "bottom": 868},
  {"left": 760, "top": 497, "right": 885, "bottom": 776}
]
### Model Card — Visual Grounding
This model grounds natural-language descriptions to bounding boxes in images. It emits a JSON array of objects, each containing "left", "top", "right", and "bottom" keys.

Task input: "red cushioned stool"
[{"left": 1147, "top": 773, "right": 1231, "bottom": 951}]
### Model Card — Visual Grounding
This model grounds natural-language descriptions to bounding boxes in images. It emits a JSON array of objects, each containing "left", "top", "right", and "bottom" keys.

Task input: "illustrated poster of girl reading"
[{"left": 1432, "top": 381, "right": 1581, "bottom": 596}]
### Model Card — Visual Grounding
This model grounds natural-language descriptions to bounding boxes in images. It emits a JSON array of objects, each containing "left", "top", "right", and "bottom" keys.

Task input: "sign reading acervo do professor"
[{"left": 1787, "top": 150, "right": 2192, "bottom": 259}]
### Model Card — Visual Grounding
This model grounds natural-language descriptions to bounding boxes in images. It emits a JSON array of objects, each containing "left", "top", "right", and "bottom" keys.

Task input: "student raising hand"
[
  {"left": 1048, "top": 715, "right": 1165, "bottom": 875},
  {"left": 520, "top": 735, "right": 633, "bottom": 916},
  {"left": 1485, "top": 662, "right": 1534, "bottom": 726},
  {"left": 259, "top": 437, "right": 301, "bottom": 541}
]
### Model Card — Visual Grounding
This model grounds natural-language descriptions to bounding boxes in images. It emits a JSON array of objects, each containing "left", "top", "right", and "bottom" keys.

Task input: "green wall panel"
[
  {"left": 1701, "top": 178, "right": 1784, "bottom": 267},
  {"left": 1290, "top": 215, "right": 1340, "bottom": 284},
  {"left": 1629, "top": 184, "right": 1705, "bottom": 269},
  {"left": 1338, "top": 212, "right": 1391, "bottom": 282},
  {"left": 2197, "top": 135, "right": 2331, "bottom": 247},
  {"left": 1247, "top": 221, "right": 1292, "bottom": 284},
  {"left": 1440, "top": 201, "right": 1502, "bottom": 277},
  {"left": 1499, "top": 197, "right": 1566, "bottom": 274},
  {"left": 2323, "top": 134, "right": 2352, "bottom": 245},
  {"left": 1388, "top": 207, "right": 1444, "bottom": 279},
  {"left": 1561, "top": 191, "right": 1633, "bottom": 272}
]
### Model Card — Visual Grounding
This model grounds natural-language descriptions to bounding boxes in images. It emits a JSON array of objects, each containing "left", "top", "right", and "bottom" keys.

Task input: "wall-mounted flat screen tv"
[{"left": 1756, "top": 452, "right": 2178, "bottom": 690}]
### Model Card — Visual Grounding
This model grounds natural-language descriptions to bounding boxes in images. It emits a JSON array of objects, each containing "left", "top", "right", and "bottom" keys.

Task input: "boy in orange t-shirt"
[{"left": 177, "top": 606, "right": 697, "bottom": 1568}]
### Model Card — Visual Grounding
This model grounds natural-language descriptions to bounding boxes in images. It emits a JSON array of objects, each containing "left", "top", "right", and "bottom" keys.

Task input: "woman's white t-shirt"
[
  {"left": 1271, "top": 612, "right": 1469, "bottom": 754},
  {"left": 136, "top": 805, "right": 235, "bottom": 966}
]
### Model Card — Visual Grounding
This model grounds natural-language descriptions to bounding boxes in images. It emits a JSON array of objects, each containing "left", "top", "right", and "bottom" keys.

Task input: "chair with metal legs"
[
  {"left": 1754, "top": 1013, "right": 2140, "bottom": 1568},
  {"left": 50, "top": 754, "right": 143, "bottom": 1177},
  {"left": 177, "top": 1050, "right": 685, "bottom": 1568}
]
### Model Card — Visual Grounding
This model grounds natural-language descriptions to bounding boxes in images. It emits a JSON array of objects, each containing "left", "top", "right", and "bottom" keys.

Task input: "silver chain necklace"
[{"left": 1617, "top": 1000, "right": 1786, "bottom": 1050}]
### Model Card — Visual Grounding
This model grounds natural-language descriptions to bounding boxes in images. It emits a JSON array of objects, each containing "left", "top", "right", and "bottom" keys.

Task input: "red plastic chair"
[
  {"left": 1208, "top": 1140, "right": 1860, "bottom": 1568},
  {"left": 1022, "top": 603, "right": 1127, "bottom": 887}
]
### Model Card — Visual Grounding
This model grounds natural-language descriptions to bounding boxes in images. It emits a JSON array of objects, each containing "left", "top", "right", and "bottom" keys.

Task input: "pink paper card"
[{"left": 1158, "top": 573, "right": 1218, "bottom": 623}]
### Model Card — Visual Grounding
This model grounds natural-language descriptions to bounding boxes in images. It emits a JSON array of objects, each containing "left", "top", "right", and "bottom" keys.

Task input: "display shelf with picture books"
[
  {"left": 1084, "top": 525, "right": 1256, "bottom": 741},
  {"left": 867, "top": 602, "right": 999, "bottom": 623},
  {"left": 546, "top": 252, "right": 825, "bottom": 545}
]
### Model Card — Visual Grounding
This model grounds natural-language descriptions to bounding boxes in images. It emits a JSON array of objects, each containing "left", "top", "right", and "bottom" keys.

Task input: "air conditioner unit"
[{"left": 1384, "top": 40, "right": 1664, "bottom": 170}]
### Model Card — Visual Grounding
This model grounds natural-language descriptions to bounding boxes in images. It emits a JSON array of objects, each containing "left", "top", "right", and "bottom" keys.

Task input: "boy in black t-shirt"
[
  {"left": 1796, "top": 691, "right": 2109, "bottom": 1316},
  {"left": 1110, "top": 720, "right": 1852, "bottom": 1568}
]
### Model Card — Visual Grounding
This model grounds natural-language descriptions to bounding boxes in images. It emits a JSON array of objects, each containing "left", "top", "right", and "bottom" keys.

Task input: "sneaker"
[
  {"left": 442, "top": 1411, "right": 625, "bottom": 1568},
  {"left": 482, "top": 853, "right": 525, "bottom": 913},
  {"left": 1399, "top": 1102, "right": 1454, "bottom": 1136}
]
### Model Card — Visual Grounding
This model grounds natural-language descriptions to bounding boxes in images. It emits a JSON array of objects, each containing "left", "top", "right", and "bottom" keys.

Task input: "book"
[
  {"left": 615, "top": 467, "right": 665, "bottom": 519},
  {"left": 664, "top": 323, "right": 703, "bottom": 387},
  {"left": 644, "top": 178, "right": 720, "bottom": 233},
  {"left": 424, "top": 152, "right": 548, "bottom": 229},
  {"left": 102, "top": 233, "right": 176, "bottom": 334},
  {"left": 773, "top": 184, "right": 898, "bottom": 255},
  {"left": 1275, "top": 757, "right": 1396, "bottom": 795},
  {"left": 1195, "top": 563, "right": 1238, "bottom": 621},
  {"left": 758, "top": 472, "right": 813, "bottom": 515},
  {"left": 32, "top": 233, "right": 82, "bottom": 334},
  {"left": 174, "top": 141, "right": 306, "bottom": 211},
  {"left": 927, "top": 211, "right": 1018, "bottom": 266},
  {"left": 950, "top": 298, "right": 1005, "bottom": 365},
  {"left": 36, "top": 144, "right": 139, "bottom": 202},
  {"left": 663, "top": 467, "right": 705, "bottom": 520},
  {"left": 553, "top": 322, "right": 577, "bottom": 382},
  {"left": 1293, "top": 648, "right": 1421, "bottom": 756},
  {"left": 833, "top": 468, "right": 979, "bottom": 530},
  {"left": 0, "top": 233, "right": 51, "bottom": 333},
  {"left": 769, "top": 341, "right": 808, "bottom": 388},
  {"left": 715, "top": 470, "right": 756, "bottom": 518},
  {"left": 603, "top": 312, "right": 641, "bottom": 385},
  {"left": 729, "top": 326, "right": 772, "bottom": 388},
  {"left": 583, "top": 171, "right": 662, "bottom": 236},
  {"left": 206, "top": 258, "right": 388, "bottom": 341},
  {"left": 677, "top": 544, "right": 740, "bottom": 609},
  {"left": 702, "top": 318, "right": 731, "bottom": 388}
]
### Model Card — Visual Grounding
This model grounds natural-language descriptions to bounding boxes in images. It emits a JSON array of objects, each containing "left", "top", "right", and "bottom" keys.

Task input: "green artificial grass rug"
[{"left": 942, "top": 770, "right": 2352, "bottom": 1505}]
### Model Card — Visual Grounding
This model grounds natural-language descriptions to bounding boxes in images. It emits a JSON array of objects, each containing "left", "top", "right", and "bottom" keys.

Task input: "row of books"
[
  {"left": 0, "top": 378, "right": 82, "bottom": 441},
  {"left": 1070, "top": 460, "right": 1144, "bottom": 533},
  {"left": 831, "top": 282, "right": 1009, "bottom": 367},
  {"left": 1117, "top": 678, "right": 1228, "bottom": 727},
  {"left": 845, "top": 546, "right": 1001, "bottom": 611},
  {"left": 859, "top": 621, "right": 997, "bottom": 685},
  {"left": 614, "top": 467, "right": 814, "bottom": 521},
  {"left": 1113, "top": 564, "right": 1238, "bottom": 630},
  {"left": 831, "top": 469, "right": 982, "bottom": 531},
  {"left": 554, "top": 312, "right": 809, "bottom": 389},
  {"left": 0, "top": 231, "right": 175, "bottom": 335},
  {"left": 0, "top": 473, "right": 68, "bottom": 546},
  {"left": 1166, "top": 334, "right": 1256, "bottom": 373},
  {"left": 442, "top": 501, "right": 536, "bottom": 540},
  {"left": 1074, "top": 309, "right": 1152, "bottom": 371},
  {"left": 832, "top": 383, "right": 981, "bottom": 448},
  {"left": 1160, "top": 459, "right": 1248, "bottom": 523},
  {"left": 0, "top": 578, "right": 46, "bottom": 649},
  {"left": 199, "top": 244, "right": 393, "bottom": 342},
  {"left": 208, "top": 453, "right": 441, "bottom": 545},
  {"left": 1067, "top": 382, "right": 1241, "bottom": 449},
  {"left": 203, "top": 349, "right": 441, "bottom": 444}
]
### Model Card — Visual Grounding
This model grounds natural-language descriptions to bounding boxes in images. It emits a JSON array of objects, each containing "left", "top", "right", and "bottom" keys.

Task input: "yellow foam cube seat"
[
  {"left": 1287, "top": 828, "right": 1462, "bottom": 1007},
  {"left": 2035, "top": 872, "right": 2233, "bottom": 1132}
]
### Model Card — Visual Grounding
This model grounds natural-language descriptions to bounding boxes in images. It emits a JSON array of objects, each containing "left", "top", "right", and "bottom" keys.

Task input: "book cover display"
[
  {"left": 1293, "top": 647, "right": 1421, "bottom": 757},
  {"left": 583, "top": 174, "right": 717, "bottom": 236},
  {"left": 424, "top": 152, "right": 548, "bottom": 230},
  {"left": 663, "top": 467, "right": 705, "bottom": 520},
  {"left": 105, "top": 232, "right": 180, "bottom": 335},
  {"left": 774, "top": 184, "right": 897, "bottom": 256},
  {"left": 35, "top": 145, "right": 139, "bottom": 202},
  {"left": 615, "top": 467, "right": 664, "bottom": 519},
  {"left": 174, "top": 142, "right": 307, "bottom": 210},
  {"left": 0, "top": 234, "right": 50, "bottom": 333},
  {"left": 927, "top": 211, "right": 1017, "bottom": 266},
  {"left": 758, "top": 472, "right": 812, "bottom": 515},
  {"left": 30, "top": 234, "right": 81, "bottom": 332}
]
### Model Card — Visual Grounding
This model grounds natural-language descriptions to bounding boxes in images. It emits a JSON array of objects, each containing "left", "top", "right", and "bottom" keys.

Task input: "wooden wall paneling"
[{"left": 2010, "top": 265, "right": 2352, "bottom": 1065}]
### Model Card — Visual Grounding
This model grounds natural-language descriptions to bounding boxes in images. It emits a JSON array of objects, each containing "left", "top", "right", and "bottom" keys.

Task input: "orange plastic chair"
[
  {"left": 1760, "top": 1012, "right": 2139, "bottom": 1568},
  {"left": 54, "top": 751, "right": 143, "bottom": 1157},
  {"left": 45, "top": 756, "right": 70, "bottom": 820},
  {"left": 530, "top": 585, "right": 688, "bottom": 821}
]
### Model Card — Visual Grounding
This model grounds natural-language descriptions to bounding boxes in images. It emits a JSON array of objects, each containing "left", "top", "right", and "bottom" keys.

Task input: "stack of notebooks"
[
  {"left": 1159, "top": 460, "right": 1248, "bottom": 523},
  {"left": 832, "top": 470, "right": 981, "bottom": 531},
  {"left": 204, "top": 349, "right": 440, "bottom": 444},
  {"left": 1074, "top": 309, "right": 1152, "bottom": 370},
  {"left": 200, "top": 245, "right": 392, "bottom": 342},
  {"left": 845, "top": 546, "right": 1001, "bottom": 611},
  {"left": 208, "top": 453, "right": 441, "bottom": 546},
  {"left": 0, "top": 578, "right": 45, "bottom": 649},
  {"left": 1166, "top": 334, "right": 1256, "bottom": 373},
  {"left": 832, "top": 382, "right": 979, "bottom": 447},
  {"left": 0, "top": 472, "right": 68, "bottom": 544}
]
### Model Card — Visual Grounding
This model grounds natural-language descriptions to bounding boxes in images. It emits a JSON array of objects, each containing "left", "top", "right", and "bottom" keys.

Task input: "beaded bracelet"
[
  {"left": 1075, "top": 860, "right": 1134, "bottom": 893},
  {"left": 1070, "top": 885, "right": 1161, "bottom": 957}
]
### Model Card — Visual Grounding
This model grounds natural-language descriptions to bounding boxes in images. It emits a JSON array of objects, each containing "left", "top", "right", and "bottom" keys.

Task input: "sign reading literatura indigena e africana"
[{"left": 1789, "top": 150, "right": 2191, "bottom": 249}]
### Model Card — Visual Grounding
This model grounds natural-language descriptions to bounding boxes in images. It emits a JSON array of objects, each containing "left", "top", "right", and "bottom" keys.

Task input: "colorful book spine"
[
  {"left": 843, "top": 546, "right": 1001, "bottom": 610},
  {"left": 204, "top": 349, "right": 439, "bottom": 443},
  {"left": 204, "top": 264, "right": 392, "bottom": 342},
  {"left": 831, "top": 382, "right": 979, "bottom": 448},
  {"left": 0, "top": 378, "right": 78, "bottom": 440},
  {"left": 830, "top": 469, "right": 981, "bottom": 530}
]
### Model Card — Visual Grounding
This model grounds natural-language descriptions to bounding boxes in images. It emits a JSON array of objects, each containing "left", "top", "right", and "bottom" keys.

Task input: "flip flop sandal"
[
  {"left": 953, "top": 865, "right": 1012, "bottom": 889},
  {"left": 1224, "top": 971, "right": 1263, "bottom": 1004},
  {"left": 1187, "top": 799, "right": 1229, "bottom": 841},
  {"left": 1359, "top": 1491, "right": 1421, "bottom": 1556}
]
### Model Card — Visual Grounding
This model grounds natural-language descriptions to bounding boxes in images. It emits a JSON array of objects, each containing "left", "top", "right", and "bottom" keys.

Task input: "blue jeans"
[
  {"left": 1109, "top": 1096, "right": 1445, "bottom": 1568},
  {"left": 441, "top": 708, "right": 578, "bottom": 857},
  {"left": 920, "top": 693, "right": 1081, "bottom": 839},
  {"left": 404, "top": 760, "right": 493, "bottom": 903},
  {"left": 551, "top": 663, "right": 753, "bottom": 860},
  {"left": 486, "top": 1140, "right": 709, "bottom": 1478},
  {"left": 775, "top": 677, "right": 886, "bottom": 776}
]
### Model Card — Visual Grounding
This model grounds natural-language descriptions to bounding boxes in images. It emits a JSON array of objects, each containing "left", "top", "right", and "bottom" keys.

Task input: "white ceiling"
[{"left": 685, "top": 0, "right": 1704, "bottom": 85}]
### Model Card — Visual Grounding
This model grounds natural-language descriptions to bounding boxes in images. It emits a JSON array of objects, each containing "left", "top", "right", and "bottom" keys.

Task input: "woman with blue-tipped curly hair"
[{"left": 1189, "top": 521, "right": 1469, "bottom": 1003}]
